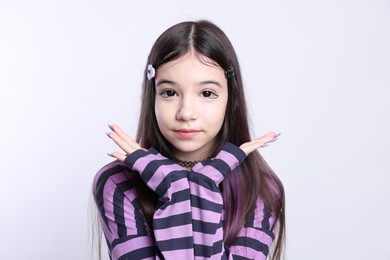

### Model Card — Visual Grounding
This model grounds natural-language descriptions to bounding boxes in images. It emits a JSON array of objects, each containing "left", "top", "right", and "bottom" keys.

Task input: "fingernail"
[
  {"left": 274, "top": 132, "right": 281, "bottom": 138},
  {"left": 107, "top": 153, "right": 113, "bottom": 157},
  {"left": 108, "top": 123, "right": 114, "bottom": 131},
  {"left": 106, "top": 132, "right": 111, "bottom": 138},
  {"left": 261, "top": 144, "right": 269, "bottom": 148}
]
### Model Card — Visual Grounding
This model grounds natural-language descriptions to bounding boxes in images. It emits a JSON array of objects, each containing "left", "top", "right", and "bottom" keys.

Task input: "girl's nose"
[{"left": 176, "top": 97, "right": 198, "bottom": 121}]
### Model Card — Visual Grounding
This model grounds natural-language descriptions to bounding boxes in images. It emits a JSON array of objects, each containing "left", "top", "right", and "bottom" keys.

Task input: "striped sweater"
[{"left": 93, "top": 142, "right": 276, "bottom": 259}]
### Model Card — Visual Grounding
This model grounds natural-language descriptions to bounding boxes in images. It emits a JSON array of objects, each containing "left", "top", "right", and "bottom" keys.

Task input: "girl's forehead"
[
  {"left": 159, "top": 52, "right": 220, "bottom": 71},
  {"left": 155, "top": 53, "right": 227, "bottom": 87}
]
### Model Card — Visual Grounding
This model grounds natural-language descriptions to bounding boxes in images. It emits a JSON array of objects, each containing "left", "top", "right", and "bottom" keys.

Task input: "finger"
[
  {"left": 109, "top": 124, "right": 142, "bottom": 151},
  {"left": 250, "top": 132, "right": 277, "bottom": 148},
  {"left": 258, "top": 132, "right": 279, "bottom": 145},
  {"left": 240, "top": 132, "right": 280, "bottom": 155},
  {"left": 106, "top": 131, "right": 135, "bottom": 155},
  {"left": 267, "top": 132, "right": 281, "bottom": 143},
  {"left": 108, "top": 151, "right": 127, "bottom": 162}
]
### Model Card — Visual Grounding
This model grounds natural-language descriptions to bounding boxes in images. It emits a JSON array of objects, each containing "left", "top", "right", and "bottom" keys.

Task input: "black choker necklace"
[{"left": 173, "top": 157, "right": 203, "bottom": 169}]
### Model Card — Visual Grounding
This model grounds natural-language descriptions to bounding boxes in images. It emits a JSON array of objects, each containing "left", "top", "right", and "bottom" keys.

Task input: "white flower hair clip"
[{"left": 147, "top": 64, "right": 155, "bottom": 80}]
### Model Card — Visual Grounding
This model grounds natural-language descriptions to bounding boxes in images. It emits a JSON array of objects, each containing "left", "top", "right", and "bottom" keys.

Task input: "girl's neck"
[
  {"left": 172, "top": 152, "right": 209, "bottom": 164},
  {"left": 171, "top": 140, "right": 215, "bottom": 162},
  {"left": 172, "top": 157, "right": 204, "bottom": 169}
]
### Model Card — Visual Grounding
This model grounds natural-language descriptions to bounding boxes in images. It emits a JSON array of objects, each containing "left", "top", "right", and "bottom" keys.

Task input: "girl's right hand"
[
  {"left": 239, "top": 132, "right": 280, "bottom": 156},
  {"left": 106, "top": 124, "right": 146, "bottom": 162}
]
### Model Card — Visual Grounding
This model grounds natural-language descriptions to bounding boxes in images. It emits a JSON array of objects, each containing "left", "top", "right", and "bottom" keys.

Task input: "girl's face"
[{"left": 154, "top": 53, "right": 228, "bottom": 161}]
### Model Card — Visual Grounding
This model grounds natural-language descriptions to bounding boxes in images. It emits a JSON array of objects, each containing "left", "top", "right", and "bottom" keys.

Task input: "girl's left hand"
[
  {"left": 106, "top": 124, "right": 146, "bottom": 162},
  {"left": 239, "top": 132, "right": 280, "bottom": 156}
]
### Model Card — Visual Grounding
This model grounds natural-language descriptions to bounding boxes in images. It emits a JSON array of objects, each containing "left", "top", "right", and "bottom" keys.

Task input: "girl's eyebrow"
[
  {"left": 155, "top": 79, "right": 176, "bottom": 87},
  {"left": 199, "top": 80, "right": 222, "bottom": 88},
  {"left": 156, "top": 79, "right": 223, "bottom": 88}
]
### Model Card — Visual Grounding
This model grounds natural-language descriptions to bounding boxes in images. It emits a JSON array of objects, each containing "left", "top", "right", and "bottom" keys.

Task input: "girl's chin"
[{"left": 171, "top": 144, "right": 214, "bottom": 161}]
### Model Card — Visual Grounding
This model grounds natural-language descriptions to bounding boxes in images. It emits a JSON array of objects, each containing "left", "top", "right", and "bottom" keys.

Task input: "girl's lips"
[{"left": 174, "top": 129, "right": 201, "bottom": 139}]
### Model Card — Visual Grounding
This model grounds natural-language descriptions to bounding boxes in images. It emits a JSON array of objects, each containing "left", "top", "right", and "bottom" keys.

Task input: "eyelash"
[
  {"left": 159, "top": 89, "right": 219, "bottom": 99},
  {"left": 201, "top": 90, "right": 218, "bottom": 99},
  {"left": 159, "top": 89, "right": 177, "bottom": 98}
]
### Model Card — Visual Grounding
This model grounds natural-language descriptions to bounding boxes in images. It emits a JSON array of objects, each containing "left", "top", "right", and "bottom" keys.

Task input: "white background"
[{"left": 1, "top": 1, "right": 389, "bottom": 259}]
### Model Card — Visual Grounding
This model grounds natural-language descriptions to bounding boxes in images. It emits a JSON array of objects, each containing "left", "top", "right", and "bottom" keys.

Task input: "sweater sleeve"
[
  {"left": 188, "top": 142, "right": 246, "bottom": 259},
  {"left": 93, "top": 162, "right": 157, "bottom": 259},
  {"left": 124, "top": 148, "right": 195, "bottom": 259},
  {"left": 186, "top": 143, "right": 277, "bottom": 260}
]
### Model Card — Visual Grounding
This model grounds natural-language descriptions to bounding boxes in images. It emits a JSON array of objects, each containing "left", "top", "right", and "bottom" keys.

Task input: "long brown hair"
[{"left": 135, "top": 20, "right": 285, "bottom": 259}]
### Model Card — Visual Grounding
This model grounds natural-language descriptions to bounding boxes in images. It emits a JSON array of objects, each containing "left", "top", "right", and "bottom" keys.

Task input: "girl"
[{"left": 93, "top": 20, "right": 285, "bottom": 260}]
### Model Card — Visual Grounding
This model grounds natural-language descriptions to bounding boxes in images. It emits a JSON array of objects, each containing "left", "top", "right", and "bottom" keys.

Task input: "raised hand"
[
  {"left": 106, "top": 124, "right": 146, "bottom": 161},
  {"left": 239, "top": 132, "right": 280, "bottom": 156}
]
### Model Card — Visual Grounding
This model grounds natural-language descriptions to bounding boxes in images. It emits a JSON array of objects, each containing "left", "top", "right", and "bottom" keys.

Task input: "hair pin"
[
  {"left": 225, "top": 66, "right": 235, "bottom": 78},
  {"left": 147, "top": 64, "right": 155, "bottom": 80}
]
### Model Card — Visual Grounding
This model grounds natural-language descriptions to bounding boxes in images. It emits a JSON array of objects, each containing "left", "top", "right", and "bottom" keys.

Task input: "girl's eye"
[
  {"left": 202, "top": 91, "right": 218, "bottom": 99},
  {"left": 160, "top": 90, "right": 177, "bottom": 98}
]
